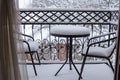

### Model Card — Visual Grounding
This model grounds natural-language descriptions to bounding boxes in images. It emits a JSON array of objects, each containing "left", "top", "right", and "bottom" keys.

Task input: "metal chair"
[
  {"left": 79, "top": 32, "right": 117, "bottom": 79},
  {"left": 21, "top": 34, "right": 40, "bottom": 76}
]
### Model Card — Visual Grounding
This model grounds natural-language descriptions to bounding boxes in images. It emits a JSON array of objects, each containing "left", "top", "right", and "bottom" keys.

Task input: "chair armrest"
[
  {"left": 19, "top": 39, "right": 30, "bottom": 47},
  {"left": 19, "top": 39, "right": 40, "bottom": 53},
  {"left": 89, "top": 32, "right": 116, "bottom": 40},
  {"left": 88, "top": 32, "right": 117, "bottom": 47},
  {"left": 20, "top": 33, "right": 34, "bottom": 41},
  {"left": 89, "top": 37, "right": 117, "bottom": 46}
]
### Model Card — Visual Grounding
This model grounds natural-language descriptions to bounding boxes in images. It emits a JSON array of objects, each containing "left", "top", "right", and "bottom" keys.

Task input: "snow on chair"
[
  {"left": 79, "top": 32, "right": 117, "bottom": 79},
  {"left": 21, "top": 34, "right": 40, "bottom": 76}
]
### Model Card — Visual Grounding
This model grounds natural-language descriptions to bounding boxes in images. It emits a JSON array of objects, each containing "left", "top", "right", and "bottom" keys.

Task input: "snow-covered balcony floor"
[{"left": 27, "top": 64, "right": 114, "bottom": 80}]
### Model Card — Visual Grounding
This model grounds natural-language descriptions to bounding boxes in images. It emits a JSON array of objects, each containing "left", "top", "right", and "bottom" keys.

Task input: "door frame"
[{"left": 114, "top": 5, "right": 120, "bottom": 80}]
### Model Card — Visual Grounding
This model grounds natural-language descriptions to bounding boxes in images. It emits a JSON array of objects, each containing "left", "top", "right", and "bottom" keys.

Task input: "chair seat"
[
  {"left": 82, "top": 43, "right": 115, "bottom": 57},
  {"left": 24, "top": 41, "right": 39, "bottom": 52}
]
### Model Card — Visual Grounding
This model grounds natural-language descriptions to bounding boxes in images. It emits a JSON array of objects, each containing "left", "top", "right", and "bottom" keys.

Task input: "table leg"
[
  {"left": 69, "top": 38, "right": 80, "bottom": 75},
  {"left": 69, "top": 38, "right": 72, "bottom": 70},
  {"left": 54, "top": 58, "right": 68, "bottom": 76},
  {"left": 55, "top": 37, "right": 80, "bottom": 76},
  {"left": 54, "top": 38, "right": 69, "bottom": 76}
]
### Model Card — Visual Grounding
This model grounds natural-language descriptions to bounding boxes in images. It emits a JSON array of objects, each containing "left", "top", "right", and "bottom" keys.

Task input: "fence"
[{"left": 20, "top": 8, "right": 118, "bottom": 63}]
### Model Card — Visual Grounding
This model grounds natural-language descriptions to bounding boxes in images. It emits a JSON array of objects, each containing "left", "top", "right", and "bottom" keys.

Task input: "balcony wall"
[{"left": 20, "top": 9, "right": 118, "bottom": 63}]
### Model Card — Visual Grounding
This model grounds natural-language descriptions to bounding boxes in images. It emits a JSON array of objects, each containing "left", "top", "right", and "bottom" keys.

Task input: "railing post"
[
  {"left": 23, "top": 24, "right": 26, "bottom": 40},
  {"left": 49, "top": 24, "right": 52, "bottom": 60},
  {"left": 32, "top": 24, "right": 34, "bottom": 39},
  {"left": 40, "top": 24, "right": 42, "bottom": 41},
  {"left": 108, "top": 11, "right": 112, "bottom": 46}
]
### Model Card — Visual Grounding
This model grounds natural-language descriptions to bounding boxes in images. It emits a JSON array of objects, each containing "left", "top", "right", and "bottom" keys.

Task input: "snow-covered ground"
[{"left": 27, "top": 64, "right": 114, "bottom": 80}]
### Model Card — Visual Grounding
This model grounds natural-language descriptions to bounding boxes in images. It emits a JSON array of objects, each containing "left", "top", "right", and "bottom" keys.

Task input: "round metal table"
[{"left": 50, "top": 25, "right": 90, "bottom": 76}]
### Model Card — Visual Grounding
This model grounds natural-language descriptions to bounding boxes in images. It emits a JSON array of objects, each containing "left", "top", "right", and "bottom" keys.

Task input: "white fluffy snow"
[{"left": 27, "top": 64, "right": 114, "bottom": 80}]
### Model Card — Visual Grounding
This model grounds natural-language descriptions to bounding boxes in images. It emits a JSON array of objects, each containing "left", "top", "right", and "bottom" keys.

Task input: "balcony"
[{"left": 20, "top": 8, "right": 118, "bottom": 80}]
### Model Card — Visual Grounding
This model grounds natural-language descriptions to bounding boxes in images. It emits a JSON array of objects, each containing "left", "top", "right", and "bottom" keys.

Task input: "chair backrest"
[
  {"left": 87, "top": 32, "right": 117, "bottom": 57},
  {"left": 18, "top": 33, "right": 40, "bottom": 52},
  {"left": 23, "top": 41, "right": 40, "bottom": 52}
]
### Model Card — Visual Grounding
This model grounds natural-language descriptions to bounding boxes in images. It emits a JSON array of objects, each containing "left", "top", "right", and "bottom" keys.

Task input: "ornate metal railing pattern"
[
  {"left": 20, "top": 9, "right": 118, "bottom": 24},
  {"left": 20, "top": 9, "right": 118, "bottom": 62}
]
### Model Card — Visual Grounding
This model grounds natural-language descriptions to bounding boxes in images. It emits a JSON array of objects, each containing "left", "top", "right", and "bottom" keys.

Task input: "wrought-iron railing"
[{"left": 20, "top": 8, "right": 118, "bottom": 63}]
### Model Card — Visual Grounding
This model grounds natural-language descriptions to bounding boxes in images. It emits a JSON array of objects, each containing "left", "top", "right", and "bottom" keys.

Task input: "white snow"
[
  {"left": 19, "top": 0, "right": 119, "bottom": 9},
  {"left": 27, "top": 64, "right": 114, "bottom": 80}
]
